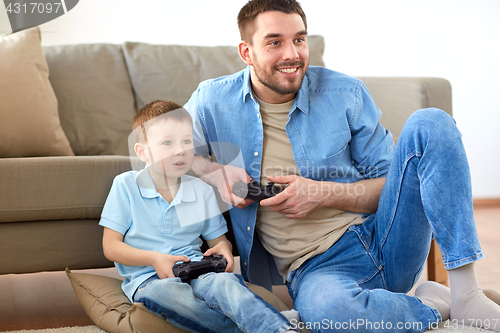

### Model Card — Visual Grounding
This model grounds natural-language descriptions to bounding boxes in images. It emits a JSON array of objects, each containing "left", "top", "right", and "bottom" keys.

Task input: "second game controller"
[{"left": 172, "top": 254, "right": 227, "bottom": 283}]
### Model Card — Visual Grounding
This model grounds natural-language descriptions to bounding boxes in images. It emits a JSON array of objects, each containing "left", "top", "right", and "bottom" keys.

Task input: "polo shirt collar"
[
  {"left": 242, "top": 65, "right": 310, "bottom": 116},
  {"left": 174, "top": 177, "right": 196, "bottom": 204},
  {"left": 135, "top": 167, "right": 197, "bottom": 204}
]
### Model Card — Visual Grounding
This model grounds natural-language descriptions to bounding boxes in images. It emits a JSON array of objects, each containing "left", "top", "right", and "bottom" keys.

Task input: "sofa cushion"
[
  {"left": 1, "top": 219, "right": 113, "bottom": 275},
  {"left": 66, "top": 268, "right": 288, "bottom": 333},
  {"left": 123, "top": 35, "right": 325, "bottom": 108},
  {"left": 0, "top": 27, "right": 74, "bottom": 158},
  {"left": 0, "top": 156, "right": 132, "bottom": 223},
  {"left": 43, "top": 44, "right": 137, "bottom": 156}
]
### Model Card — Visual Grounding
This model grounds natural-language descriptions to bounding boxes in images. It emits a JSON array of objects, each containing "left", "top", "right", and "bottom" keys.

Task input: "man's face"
[
  {"left": 247, "top": 11, "right": 309, "bottom": 103},
  {"left": 142, "top": 119, "right": 194, "bottom": 181}
]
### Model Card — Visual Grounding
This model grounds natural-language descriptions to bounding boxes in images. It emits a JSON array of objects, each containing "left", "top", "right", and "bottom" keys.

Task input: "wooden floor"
[{"left": 0, "top": 206, "right": 499, "bottom": 332}]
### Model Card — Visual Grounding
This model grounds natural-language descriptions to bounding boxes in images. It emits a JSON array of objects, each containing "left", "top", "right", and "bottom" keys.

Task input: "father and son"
[{"left": 99, "top": 0, "right": 500, "bottom": 332}]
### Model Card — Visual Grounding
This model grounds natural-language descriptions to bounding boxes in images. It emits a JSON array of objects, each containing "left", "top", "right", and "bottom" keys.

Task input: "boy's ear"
[
  {"left": 134, "top": 143, "right": 149, "bottom": 163},
  {"left": 238, "top": 40, "right": 253, "bottom": 66}
]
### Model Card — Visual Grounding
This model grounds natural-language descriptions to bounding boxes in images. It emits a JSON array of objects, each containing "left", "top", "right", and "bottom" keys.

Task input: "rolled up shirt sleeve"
[{"left": 348, "top": 80, "right": 395, "bottom": 179}]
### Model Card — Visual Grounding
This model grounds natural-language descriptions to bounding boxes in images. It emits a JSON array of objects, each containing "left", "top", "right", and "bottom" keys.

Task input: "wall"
[{"left": 2, "top": 0, "right": 499, "bottom": 198}]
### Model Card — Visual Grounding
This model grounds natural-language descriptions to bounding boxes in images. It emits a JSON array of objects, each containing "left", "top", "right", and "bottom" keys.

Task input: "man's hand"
[
  {"left": 205, "top": 236, "right": 234, "bottom": 273},
  {"left": 192, "top": 155, "right": 253, "bottom": 208},
  {"left": 261, "top": 175, "right": 385, "bottom": 217},
  {"left": 201, "top": 160, "right": 254, "bottom": 209},
  {"left": 151, "top": 252, "right": 190, "bottom": 279},
  {"left": 260, "top": 175, "right": 326, "bottom": 219},
  {"left": 215, "top": 164, "right": 254, "bottom": 209}
]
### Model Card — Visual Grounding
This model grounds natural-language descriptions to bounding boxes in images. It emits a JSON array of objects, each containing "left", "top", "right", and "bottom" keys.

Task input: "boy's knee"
[
  {"left": 136, "top": 277, "right": 186, "bottom": 301},
  {"left": 198, "top": 272, "right": 244, "bottom": 288}
]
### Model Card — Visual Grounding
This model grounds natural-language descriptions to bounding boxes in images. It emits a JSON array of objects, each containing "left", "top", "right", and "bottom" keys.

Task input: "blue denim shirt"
[{"left": 185, "top": 66, "right": 395, "bottom": 289}]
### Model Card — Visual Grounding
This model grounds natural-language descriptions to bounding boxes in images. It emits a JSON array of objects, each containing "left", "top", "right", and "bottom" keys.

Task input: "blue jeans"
[
  {"left": 134, "top": 272, "right": 291, "bottom": 333},
  {"left": 287, "top": 109, "right": 484, "bottom": 333}
]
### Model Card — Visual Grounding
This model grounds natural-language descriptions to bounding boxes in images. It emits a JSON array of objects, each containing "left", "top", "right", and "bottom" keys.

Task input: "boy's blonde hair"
[{"left": 132, "top": 100, "right": 192, "bottom": 144}]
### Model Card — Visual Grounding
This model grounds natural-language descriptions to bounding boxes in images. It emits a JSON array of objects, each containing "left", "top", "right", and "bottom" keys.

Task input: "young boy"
[{"left": 99, "top": 100, "right": 298, "bottom": 333}]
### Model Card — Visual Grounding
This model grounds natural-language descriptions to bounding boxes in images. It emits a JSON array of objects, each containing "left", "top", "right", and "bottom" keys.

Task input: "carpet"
[{"left": 4, "top": 321, "right": 492, "bottom": 333}]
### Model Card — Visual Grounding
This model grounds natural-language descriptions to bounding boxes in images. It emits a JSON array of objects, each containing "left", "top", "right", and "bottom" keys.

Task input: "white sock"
[
  {"left": 448, "top": 263, "right": 500, "bottom": 332},
  {"left": 415, "top": 281, "right": 452, "bottom": 321}
]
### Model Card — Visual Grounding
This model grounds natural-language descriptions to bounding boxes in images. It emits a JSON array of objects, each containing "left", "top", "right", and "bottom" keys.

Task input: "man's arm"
[
  {"left": 261, "top": 175, "right": 385, "bottom": 218},
  {"left": 322, "top": 177, "right": 385, "bottom": 214}
]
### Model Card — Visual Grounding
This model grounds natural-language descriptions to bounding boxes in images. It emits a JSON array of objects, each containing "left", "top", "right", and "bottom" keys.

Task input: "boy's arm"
[
  {"left": 102, "top": 227, "right": 189, "bottom": 279},
  {"left": 204, "top": 235, "right": 234, "bottom": 273}
]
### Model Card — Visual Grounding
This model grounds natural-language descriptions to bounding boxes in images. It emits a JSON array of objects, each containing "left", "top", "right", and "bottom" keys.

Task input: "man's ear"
[
  {"left": 134, "top": 143, "right": 149, "bottom": 163},
  {"left": 238, "top": 40, "right": 253, "bottom": 66}
]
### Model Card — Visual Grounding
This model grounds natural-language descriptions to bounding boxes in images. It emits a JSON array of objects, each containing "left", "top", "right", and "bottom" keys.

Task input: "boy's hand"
[
  {"left": 152, "top": 252, "right": 190, "bottom": 279},
  {"left": 204, "top": 239, "right": 234, "bottom": 273}
]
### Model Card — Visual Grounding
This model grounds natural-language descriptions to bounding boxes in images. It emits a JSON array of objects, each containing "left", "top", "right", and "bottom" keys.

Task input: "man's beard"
[{"left": 253, "top": 58, "right": 308, "bottom": 96}]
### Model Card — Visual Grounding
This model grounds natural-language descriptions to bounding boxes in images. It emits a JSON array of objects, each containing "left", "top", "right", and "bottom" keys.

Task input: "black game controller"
[
  {"left": 232, "top": 179, "right": 284, "bottom": 202},
  {"left": 172, "top": 254, "right": 227, "bottom": 283}
]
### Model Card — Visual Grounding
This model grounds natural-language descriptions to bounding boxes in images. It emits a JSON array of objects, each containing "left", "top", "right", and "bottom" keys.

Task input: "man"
[{"left": 185, "top": 0, "right": 500, "bottom": 332}]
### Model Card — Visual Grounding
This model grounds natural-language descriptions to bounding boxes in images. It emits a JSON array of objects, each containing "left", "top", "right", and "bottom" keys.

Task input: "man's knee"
[
  {"left": 401, "top": 108, "right": 461, "bottom": 145},
  {"left": 407, "top": 108, "right": 456, "bottom": 131},
  {"left": 294, "top": 282, "right": 367, "bottom": 326}
]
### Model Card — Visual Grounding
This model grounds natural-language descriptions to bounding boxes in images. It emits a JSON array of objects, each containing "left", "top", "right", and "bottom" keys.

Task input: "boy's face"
[{"left": 137, "top": 119, "right": 194, "bottom": 180}]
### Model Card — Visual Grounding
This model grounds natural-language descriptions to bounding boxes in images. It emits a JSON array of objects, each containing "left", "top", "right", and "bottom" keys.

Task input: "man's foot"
[
  {"left": 449, "top": 263, "right": 500, "bottom": 332},
  {"left": 281, "top": 309, "right": 304, "bottom": 333},
  {"left": 483, "top": 288, "right": 500, "bottom": 305},
  {"left": 450, "top": 289, "right": 500, "bottom": 332},
  {"left": 415, "top": 281, "right": 452, "bottom": 321}
]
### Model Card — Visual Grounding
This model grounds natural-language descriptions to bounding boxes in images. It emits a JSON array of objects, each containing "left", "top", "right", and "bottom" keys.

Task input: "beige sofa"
[{"left": 0, "top": 27, "right": 451, "bottom": 328}]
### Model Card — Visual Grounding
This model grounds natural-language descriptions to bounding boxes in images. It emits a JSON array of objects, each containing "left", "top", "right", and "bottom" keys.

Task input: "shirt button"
[
  {"left": 257, "top": 113, "right": 261, "bottom": 118},
  {"left": 254, "top": 152, "right": 259, "bottom": 156},
  {"left": 247, "top": 226, "right": 251, "bottom": 231},
  {"left": 244, "top": 262, "right": 247, "bottom": 266}
]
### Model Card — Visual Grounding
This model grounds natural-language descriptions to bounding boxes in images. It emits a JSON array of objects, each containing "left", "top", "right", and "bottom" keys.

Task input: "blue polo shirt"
[{"left": 99, "top": 168, "right": 227, "bottom": 301}]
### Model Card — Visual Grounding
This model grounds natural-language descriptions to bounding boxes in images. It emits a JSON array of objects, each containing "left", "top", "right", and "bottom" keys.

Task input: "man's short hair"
[
  {"left": 132, "top": 100, "right": 192, "bottom": 144},
  {"left": 237, "top": 0, "right": 307, "bottom": 44}
]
